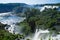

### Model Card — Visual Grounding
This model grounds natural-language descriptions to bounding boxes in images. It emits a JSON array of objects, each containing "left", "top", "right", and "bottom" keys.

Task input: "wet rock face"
[{"left": 0, "top": 22, "right": 8, "bottom": 30}]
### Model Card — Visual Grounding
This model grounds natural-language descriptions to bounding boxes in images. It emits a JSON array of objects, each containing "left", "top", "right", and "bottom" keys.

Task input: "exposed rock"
[{"left": 0, "top": 22, "right": 8, "bottom": 30}]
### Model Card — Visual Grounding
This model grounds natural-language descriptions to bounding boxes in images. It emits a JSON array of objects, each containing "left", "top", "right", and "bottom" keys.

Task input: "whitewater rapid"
[{"left": 0, "top": 12, "right": 25, "bottom": 34}]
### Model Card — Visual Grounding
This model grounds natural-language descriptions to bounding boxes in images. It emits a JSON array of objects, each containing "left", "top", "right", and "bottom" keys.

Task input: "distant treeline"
[
  {"left": 0, "top": 3, "right": 27, "bottom": 13},
  {"left": 0, "top": 3, "right": 60, "bottom": 13}
]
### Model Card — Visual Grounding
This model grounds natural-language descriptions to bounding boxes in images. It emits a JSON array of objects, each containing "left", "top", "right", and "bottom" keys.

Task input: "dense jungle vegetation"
[{"left": 0, "top": 4, "right": 60, "bottom": 40}]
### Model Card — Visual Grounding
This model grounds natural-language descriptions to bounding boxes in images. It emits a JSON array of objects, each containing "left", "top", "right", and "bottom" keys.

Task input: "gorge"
[{"left": 0, "top": 3, "right": 60, "bottom": 40}]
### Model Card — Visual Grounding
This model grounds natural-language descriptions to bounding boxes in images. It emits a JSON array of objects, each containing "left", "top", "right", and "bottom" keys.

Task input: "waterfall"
[
  {"left": 32, "top": 29, "right": 60, "bottom": 40},
  {"left": 0, "top": 12, "right": 26, "bottom": 34},
  {"left": 32, "top": 29, "right": 49, "bottom": 40},
  {"left": 1, "top": 12, "right": 60, "bottom": 40}
]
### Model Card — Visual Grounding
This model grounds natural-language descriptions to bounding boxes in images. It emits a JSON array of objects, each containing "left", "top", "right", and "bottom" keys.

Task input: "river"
[
  {"left": 0, "top": 12, "right": 60, "bottom": 40},
  {"left": 0, "top": 12, "right": 25, "bottom": 34}
]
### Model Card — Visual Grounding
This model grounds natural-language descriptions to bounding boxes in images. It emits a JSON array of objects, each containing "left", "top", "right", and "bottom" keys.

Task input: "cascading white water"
[
  {"left": 32, "top": 29, "right": 60, "bottom": 40},
  {"left": 0, "top": 12, "right": 26, "bottom": 34},
  {"left": 1, "top": 12, "right": 60, "bottom": 40},
  {"left": 32, "top": 29, "right": 50, "bottom": 40}
]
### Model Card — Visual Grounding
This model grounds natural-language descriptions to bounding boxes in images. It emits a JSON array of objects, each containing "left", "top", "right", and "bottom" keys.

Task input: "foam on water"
[{"left": 0, "top": 12, "right": 25, "bottom": 34}]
